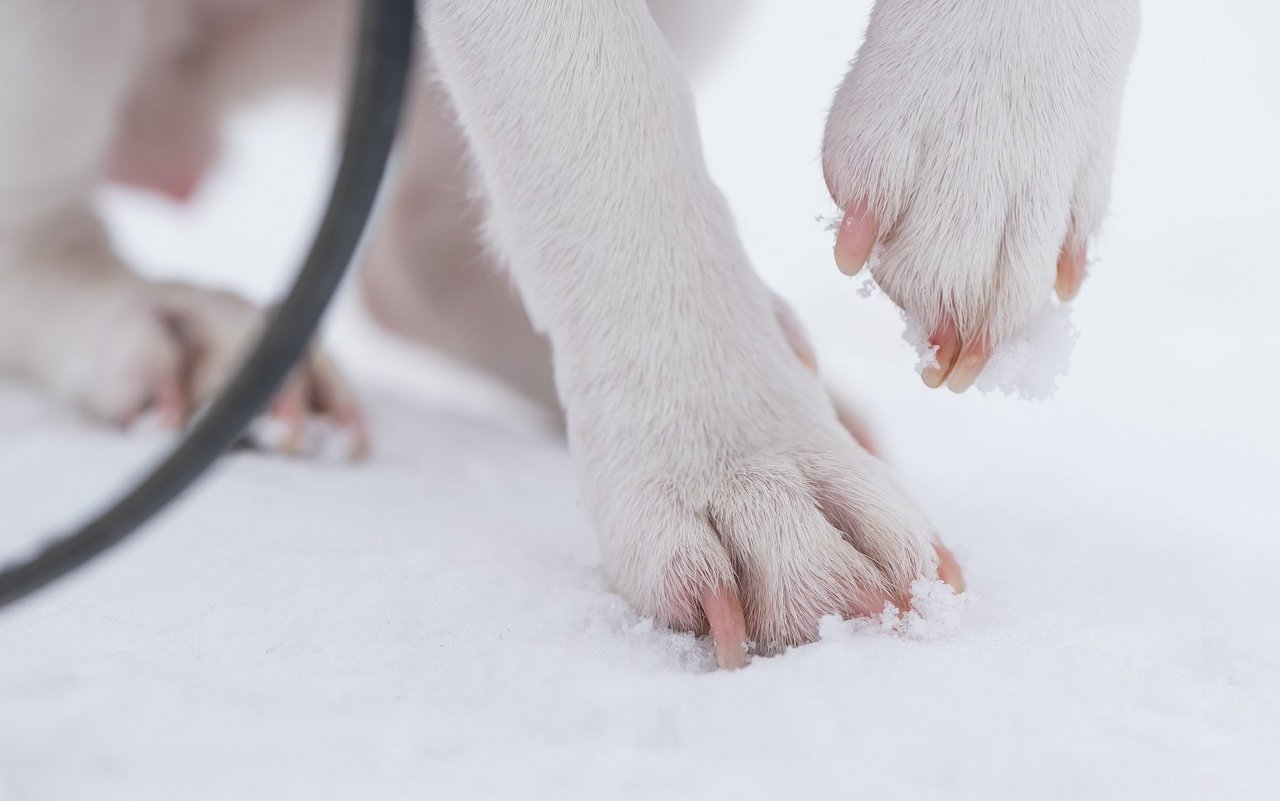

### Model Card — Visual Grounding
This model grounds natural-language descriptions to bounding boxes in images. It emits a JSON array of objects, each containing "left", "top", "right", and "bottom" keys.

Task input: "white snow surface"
[{"left": 4, "top": 2, "right": 1280, "bottom": 799}]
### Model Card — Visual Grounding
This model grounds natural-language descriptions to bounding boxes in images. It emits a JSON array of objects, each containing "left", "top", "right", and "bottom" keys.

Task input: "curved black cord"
[{"left": 0, "top": 0, "right": 417, "bottom": 610}]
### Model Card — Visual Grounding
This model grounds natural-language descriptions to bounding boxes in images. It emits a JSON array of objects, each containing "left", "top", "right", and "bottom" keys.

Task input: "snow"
[
  {"left": 970, "top": 303, "right": 1077, "bottom": 400},
  {"left": 859, "top": 275, "right": 1079, "bottom": 401},
  {"left": 3, "top": 1, "right": 1280, "bottom": 799},
  {"left": 897, "top": 302, "right": 1078, "bottom": 401}
]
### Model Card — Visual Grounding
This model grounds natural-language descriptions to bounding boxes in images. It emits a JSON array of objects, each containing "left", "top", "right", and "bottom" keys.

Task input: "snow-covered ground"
[{"left": 3, "top": 2, "right": 1279, "bottom": 799}]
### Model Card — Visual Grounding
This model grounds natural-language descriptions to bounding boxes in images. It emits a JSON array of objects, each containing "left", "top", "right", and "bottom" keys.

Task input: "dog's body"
[{"left": 0, "top": 0, "right": 1139, "bottom": 664}]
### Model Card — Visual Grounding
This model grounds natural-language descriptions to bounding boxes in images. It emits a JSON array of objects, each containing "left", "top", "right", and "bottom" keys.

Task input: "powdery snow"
[
  {"left": 3, "top": 2, "right": 1280, "bottom": 799},
  {"left": 895, "top": 301, "right": 1078, "bottom": 401}
]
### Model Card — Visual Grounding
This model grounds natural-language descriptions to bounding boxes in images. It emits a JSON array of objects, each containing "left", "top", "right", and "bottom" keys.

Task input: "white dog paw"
[
  {"left": 598, "top": 432, "right": 963, "bottom": 667},
  {"left": 42, "top": 282, "right": 366, "bottom": 457},
  {"left": 822, "top": 0, "right": 1139, "bottom": 390},
  {"left": 573, "top": 348, "right": 962, "bottom": 667}
]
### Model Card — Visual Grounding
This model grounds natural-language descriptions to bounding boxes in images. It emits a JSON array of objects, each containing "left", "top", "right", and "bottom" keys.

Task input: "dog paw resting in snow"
[{"left": 824, "top": 0, "right": 1139, "bottom": 391}]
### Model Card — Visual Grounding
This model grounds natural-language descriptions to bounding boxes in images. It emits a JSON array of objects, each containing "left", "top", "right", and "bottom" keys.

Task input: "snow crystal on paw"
[
  {"left": 901, "top": 303, "right": 1077, "bottom": 400},
  {"left": 815, "top": 213, "right": 843, "bottom": 233},
  {"left": 891, "top": 578, "right": 974, "bottom": 641},
  {"left": 817, "top": 613, "right": 852, "bottom": 643},
  {"left": 819, "top": 579, "right": 973, "bottom": 643},
  {"left": 902, "top": 312, "right": 940, "bottom": 373},
  {"left": 973, "top": 302, "right": 1077, "bottom": 400},
  {"left": 856, "top": 271, "right": 881, "bottom": 299}
]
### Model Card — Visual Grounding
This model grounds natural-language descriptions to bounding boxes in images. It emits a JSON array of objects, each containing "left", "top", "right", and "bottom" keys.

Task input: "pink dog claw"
[
  {"left": 834, "top": 202, "right": 878, "bottom": 277},
  {"left": 700, "top": 587, "right": 749, "bottom": 670}
]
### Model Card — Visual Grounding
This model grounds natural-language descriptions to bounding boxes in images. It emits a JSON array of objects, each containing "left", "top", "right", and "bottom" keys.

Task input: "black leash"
[{"left": 0, "top": 0, "right": 417, "bottom": 610}]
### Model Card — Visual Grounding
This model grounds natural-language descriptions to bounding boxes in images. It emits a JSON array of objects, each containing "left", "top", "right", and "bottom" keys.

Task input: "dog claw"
[
  {"left": 945, "top": 342, "right": 989, "bottom": 394},
  {"left": 834, "top": 202, "right": 877, "bottom": 277},
  {"left": 1055, "top": 244, "right": 1088, "bottom": 302},
  {"left": 921, "top": 321, "right": 961, "bottom": 389},
  {"left": 700, "top": 587, "right": 749, "bottom": 670}
]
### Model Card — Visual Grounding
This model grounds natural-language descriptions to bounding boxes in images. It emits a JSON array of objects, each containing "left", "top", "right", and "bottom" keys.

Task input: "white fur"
[
  {"left": 0, "top": 0, "right": 1136, "bottom": 649},
  {"left": 424, "top": 0, "right": 937, "bottom": 650},
  {"left": 824, "top": 0, "right": 1140, "bottom": 344}
]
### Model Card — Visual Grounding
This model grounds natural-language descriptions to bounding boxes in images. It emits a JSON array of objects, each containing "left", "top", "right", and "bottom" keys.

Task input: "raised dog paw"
[{"left": 822, "top": 0, "right": 1139, "bottom": 389}]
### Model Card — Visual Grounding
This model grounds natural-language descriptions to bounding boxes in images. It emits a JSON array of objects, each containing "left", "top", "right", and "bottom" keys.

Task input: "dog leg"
[
  {"left": 360, "top": 0, "right": 749, "bottom": 420},
  {"left": 359, "top": 75, "right": 561, "bottom": 417},
  {"left": 424, "top": 0, "right": 959, "bottom": 665},
  {"left": 363, "top": 2, "right": 868, "bottom": 431}
]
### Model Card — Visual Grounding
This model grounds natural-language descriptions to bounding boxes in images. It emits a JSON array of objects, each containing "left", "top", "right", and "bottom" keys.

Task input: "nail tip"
[
  {"left": 834, "top": 252, "right": 864, "bottom": 277},
  {"left": 715, "top": 648, "right": 749, "bottom": 671},
  {"left": 945, "top": 372, "right": 978, "bottom": 394}
]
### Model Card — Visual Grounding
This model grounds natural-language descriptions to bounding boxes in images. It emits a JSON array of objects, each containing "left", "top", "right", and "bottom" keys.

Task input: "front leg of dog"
[{"left": 427, "top": 0, "right": 955, "bottom": 667}]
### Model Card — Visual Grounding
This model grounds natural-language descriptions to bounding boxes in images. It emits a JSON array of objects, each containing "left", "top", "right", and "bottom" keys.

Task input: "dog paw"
[
  {"left": 597, "top": 431, "right": 962, "bottom": 667},
  {"left": 822, "top": 0, "right": 1139, "bottom": 390},
  {"left": 39, "top": 281, "right": 366, "bottom": 457},
  {"left": 571, "top": 332, "right": 962, "bottom": 667}
]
